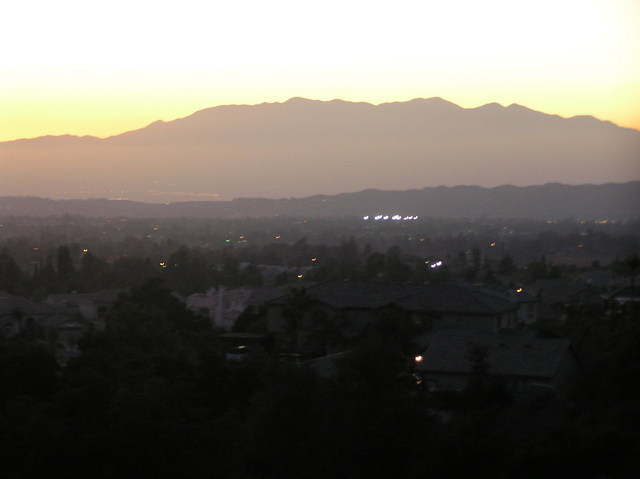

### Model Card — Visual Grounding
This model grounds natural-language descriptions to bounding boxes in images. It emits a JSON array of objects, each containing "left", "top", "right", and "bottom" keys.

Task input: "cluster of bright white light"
[
  {"left": 363, "top": 215, "right": 419, "bottom": 221},
  {"left": 428, "top": 261, "right": 443, "bottom": 269}
]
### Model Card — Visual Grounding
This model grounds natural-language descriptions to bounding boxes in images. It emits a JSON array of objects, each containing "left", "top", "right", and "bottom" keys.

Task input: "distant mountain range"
[
  {"left": 1, "top": 98, "right": 639, "bottom": 202},
  {"left": 1, "top": 182, "right": 638, "bottom": 219}
]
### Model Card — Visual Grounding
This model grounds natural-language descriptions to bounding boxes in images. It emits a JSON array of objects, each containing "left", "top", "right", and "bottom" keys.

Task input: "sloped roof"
[
  {"left": 245, "top": 285, "right": 294, "bottom": 306},
  {"left": 508, "top": 289, "right": 538, "bottom": 304},
  {"left": 0, "top": 291, "right": 77, "bottom": 329},
  {"left": 527, "top": 279, "right": 594, "bottom": 305},
  {"left": 87, "top": 288, "right": 129, "bottom": 303},
  {"left": 604, "top": 285, "right": 640, "bottom": 302},
  {"left": 268, "top": 282, "right": 410, "bottom": 310},
  {"left": 415, "top": 329, "right": 572, "bottom": 379},
  {"left": 394, "top": 283, "right": 516, "bottom": 315},
  {"left": 267, "top": 282, "right": 516, "bottom": 316},
  {"left": 0, "top": 291, "right": 61, "bottom": 317},
  {"left": 304, "top": 351, "right": 351, "bottom": 378},
  {"left": 46, "top": 288, "right": 129, "bottom": 306}
]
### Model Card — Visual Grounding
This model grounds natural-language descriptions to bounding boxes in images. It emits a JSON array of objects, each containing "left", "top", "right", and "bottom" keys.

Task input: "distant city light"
[
  {"left": 430, "top": 261, "right": 443, "bottom": 269},
  {"left": 516, "top": 287, "right": 523, "bottom": 293},
  {"left": 414, "top": 355, "right": 424, "bottom": 363},
  {"left": 365, "top": 214, "right": 418, "bottom": 222}
]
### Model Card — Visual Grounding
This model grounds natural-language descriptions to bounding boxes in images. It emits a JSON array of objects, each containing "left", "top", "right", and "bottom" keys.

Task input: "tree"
[
  {"left": 497, "top": 254, "right": 516, "bottom": 276},
  {"left": 616, "top": 253, "right": 640, "bottom": 289},
  {"left": 0, "top": 250, "right": 22, "bottom": 293},
  {"left": 105, "top": 278, "right": 211, "bottom": 353},
  {"left": 78, "top": 251, "right": 108, "bottom": 291},
  {"left": 282, "top": 287, "right": 313, "bottom": 353},
  {"left": 0, "top": 337, "right": 59, "bottom": 406},
  {"left": 55, "top": 246, "right": 75, "bottom": 292}
]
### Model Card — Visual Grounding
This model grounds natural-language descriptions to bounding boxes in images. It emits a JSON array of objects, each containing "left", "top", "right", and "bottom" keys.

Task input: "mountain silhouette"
[{"left": 1, "top": 98, "right": 638, "bottom": 202}]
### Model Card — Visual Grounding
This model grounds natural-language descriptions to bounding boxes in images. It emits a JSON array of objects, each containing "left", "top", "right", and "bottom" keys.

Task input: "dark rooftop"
[
  {"left": 268, "top": 282, "right": 517, "bottom": 315},
  {"left": 416, "top": 329, "right": 573, "bottom": 379}
]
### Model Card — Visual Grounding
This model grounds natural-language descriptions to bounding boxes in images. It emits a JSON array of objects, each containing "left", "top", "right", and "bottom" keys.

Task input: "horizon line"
[{"left": 1, "top": 180, "right": 637, "bottom": 205}]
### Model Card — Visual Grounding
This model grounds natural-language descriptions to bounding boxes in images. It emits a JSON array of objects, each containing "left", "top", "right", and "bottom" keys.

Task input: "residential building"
[{"left": 415, "top": 329, "right": 578, "bottom": 395}]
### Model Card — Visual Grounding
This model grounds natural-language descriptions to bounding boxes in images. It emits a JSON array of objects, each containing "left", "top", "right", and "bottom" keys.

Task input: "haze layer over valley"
[{"left": 1, "top": 98, "right": 639, "bottom": 203}]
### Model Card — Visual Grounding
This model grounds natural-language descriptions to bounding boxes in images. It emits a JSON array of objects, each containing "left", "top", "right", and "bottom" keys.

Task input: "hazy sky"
[{"left": 2, "top": 0, "right": 639, "bottom": 142}]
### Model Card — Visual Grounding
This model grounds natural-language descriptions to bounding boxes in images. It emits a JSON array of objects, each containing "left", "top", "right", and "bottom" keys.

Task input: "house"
[
  {"left": 187, "top": 285, "right": 289, "bottom": 330},
  {"left": 45, "top": 288, "right": 127, "bottom": 328},
  {"left": 186, "top": 286, "right": 254, "bottom": 330},
  {"left": 507, "top": 288, "right": 539, "bottom": 325},
  {"left": 1, "top": 290, "right": 84, "bottom": 364},
  {"left": 415, "top": 329, "right": 578, "bottom": 395},
  {"left": 603, "top": 285, "right": 640, "bottom": 317},
  {"left": 527, "top": 278, "right": 597, "bottom": 321},
  {"left": 265, "top": 282, "right": 411, "bottom": 354},
  {"left": 1, "top": 291, "right": 77, "bottom": 337},
  {"left": 264, "top": 282, "right": 519, "bottom": 355},
  {"left": 392, "top": 283, "right": 518, "bottom": 331}
]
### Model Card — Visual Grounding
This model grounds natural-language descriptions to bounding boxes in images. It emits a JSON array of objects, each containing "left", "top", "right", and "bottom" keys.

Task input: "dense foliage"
[{"left": 1, "top": 280, "right": 638, "bottom": 478}]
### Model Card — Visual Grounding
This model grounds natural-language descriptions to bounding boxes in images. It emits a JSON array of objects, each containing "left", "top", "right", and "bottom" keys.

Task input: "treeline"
[
  {"left": 1, "top": 280, "right": 639, "bottom": 478},
  {"left": 1, "top": 215, "right": 639, "bottom": 298},
  {"left": 4, "top": 238, "right": 631, "bottom": 299},
  {"left": 1, "top": 215, "right": 639, "bottom": 265}
]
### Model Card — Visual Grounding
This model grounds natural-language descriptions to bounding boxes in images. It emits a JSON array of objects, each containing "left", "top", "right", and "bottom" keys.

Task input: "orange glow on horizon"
[{"left": 1, "top": 0, "right": 639, "bottom": 142}]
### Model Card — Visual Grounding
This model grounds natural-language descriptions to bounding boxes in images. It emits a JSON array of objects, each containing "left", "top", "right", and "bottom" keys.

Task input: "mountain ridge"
[
  {"left": 1, "top": 182, "right": 638, "bottom": 220},
  {"left": 1, "top": 97, "right": 639, "bottom": 202},
  {"left": 4, "top": 98, "right": 636, "bottom": 144}
]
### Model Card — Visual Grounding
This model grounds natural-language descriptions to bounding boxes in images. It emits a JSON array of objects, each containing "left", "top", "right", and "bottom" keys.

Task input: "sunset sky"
[{"left": 2, "top": 0, "right": 639, "bottom": 143}]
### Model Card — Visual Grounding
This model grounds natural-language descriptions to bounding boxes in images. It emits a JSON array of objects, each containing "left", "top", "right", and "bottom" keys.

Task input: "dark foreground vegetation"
[
  {"left": 1, "top": 279, "right": 639, "bottom": 478},
  {"left": 1, "top": 215, "right": 639, "bottom": 478}
]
